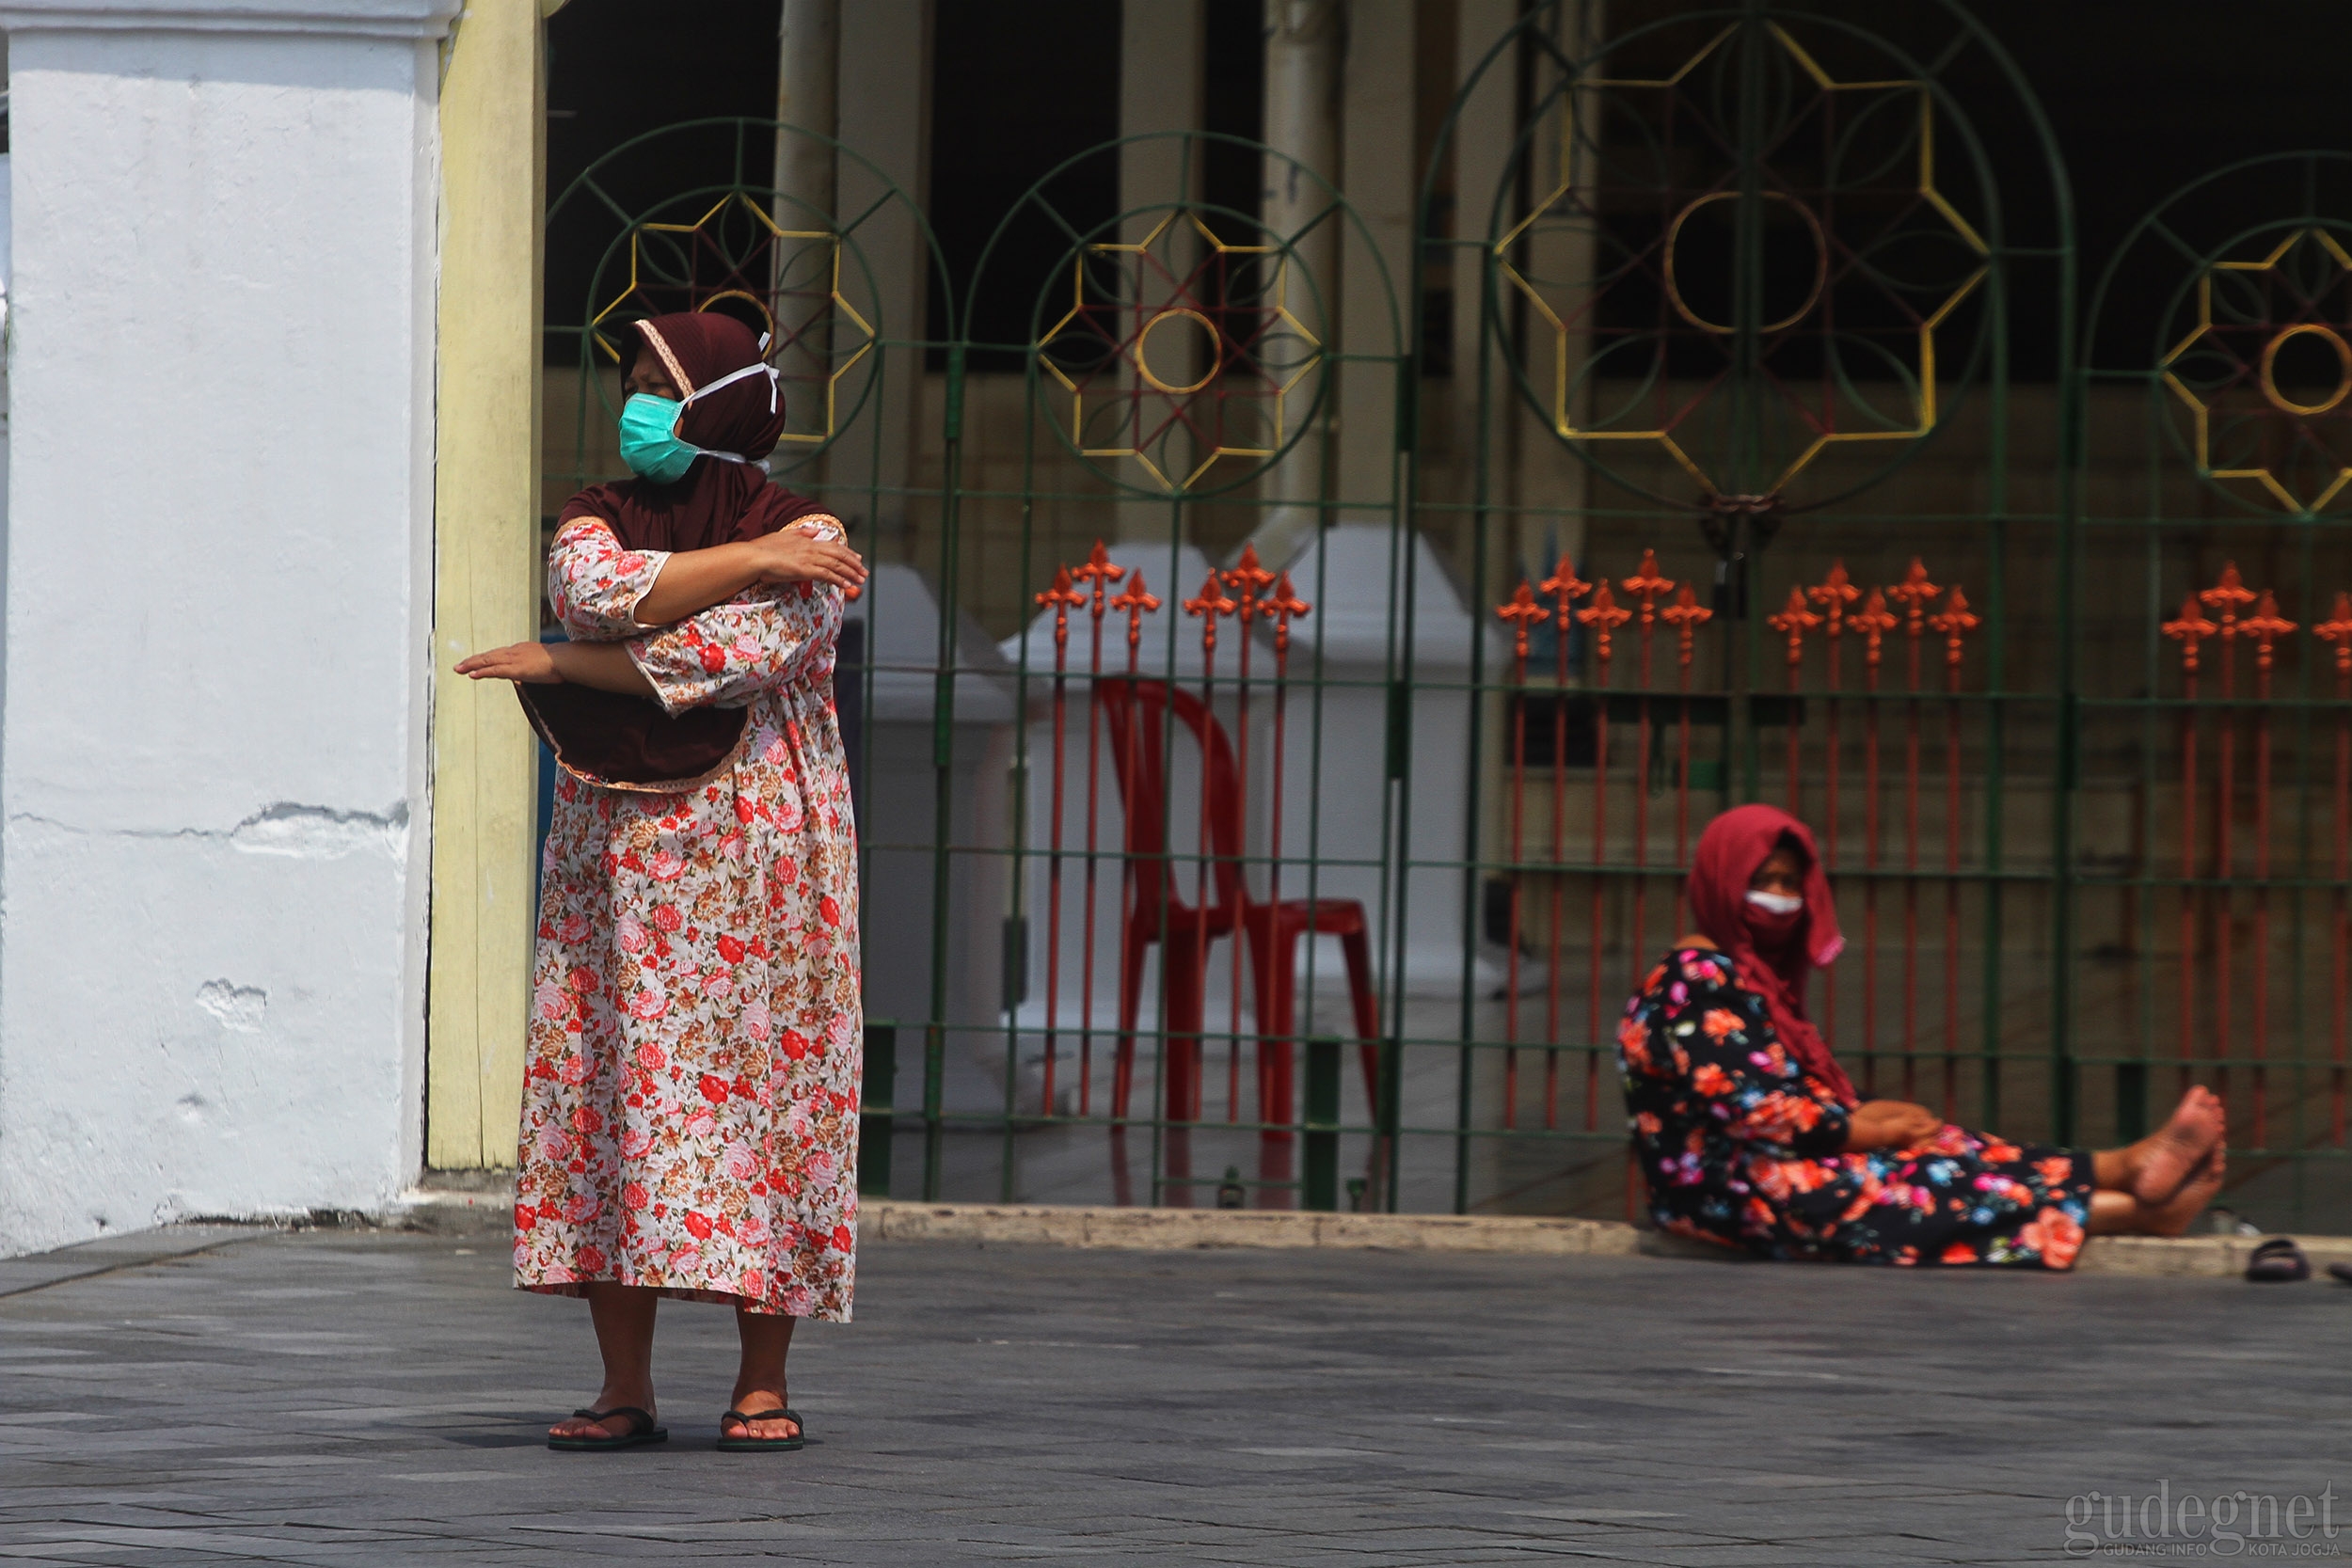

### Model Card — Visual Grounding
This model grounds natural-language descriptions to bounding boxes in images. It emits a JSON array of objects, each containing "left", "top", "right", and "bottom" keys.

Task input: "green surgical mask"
[
  {"left": 617, "top": 393, "right": 699, "bottom": 483},
  {"left": 615, "top": 359, "right": 781, "bottom": 484}
]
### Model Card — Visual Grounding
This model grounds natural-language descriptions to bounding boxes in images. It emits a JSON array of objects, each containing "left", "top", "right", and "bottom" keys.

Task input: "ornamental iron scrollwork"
[{"left": 1494, "top": 15, "right": 1994, "bottom": 509}]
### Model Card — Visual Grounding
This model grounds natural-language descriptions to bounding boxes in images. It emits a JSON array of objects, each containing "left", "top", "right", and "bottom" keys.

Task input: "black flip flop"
[
  {"left": 2326, "top": 1261, "right": 2352, "bottom": 1286},
  {"left": 2246, "top": 1238, "right": 2311, "bottom": 1283},
  {"left": 548, "top": 1405, "right": 668, "bottom": 1451},
  {"left": 717, "top": 1405, "right": 806, "bottom": 1452}
]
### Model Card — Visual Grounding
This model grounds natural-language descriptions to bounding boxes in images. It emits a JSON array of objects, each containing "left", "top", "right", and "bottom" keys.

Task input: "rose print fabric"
[
  {"left": 1620, "top": 947, "right": 2091, "bottom": 1269},
  {"left": 514, "top": 515, "right": 862, "bottom": 1320}
]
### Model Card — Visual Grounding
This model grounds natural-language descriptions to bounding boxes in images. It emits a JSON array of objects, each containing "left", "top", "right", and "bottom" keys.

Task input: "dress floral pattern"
[
  {"left": 513, "top": 515, "right": 861, "bottom": 1320},
  {"left": 1619, "top": 947, "right": 2090, "bottom": 1269}
]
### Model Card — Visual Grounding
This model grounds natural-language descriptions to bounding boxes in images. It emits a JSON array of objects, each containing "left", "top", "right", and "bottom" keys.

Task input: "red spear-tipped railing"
[
  {"left": 1848, "top": 587, "right": 1898, "bottom": 1092},
  {"left": 1623, "top": 552, "right": 1677, "bottom": 993},
  {"left": 1180, "top": 572, "right": 1236, "bottom": 1127},
  {"left": 2318, "top": 593, "right": 2352, "bottom": 1146},
  {"left": 1927, "top": 584, "right": 1979, "bottom": 1119},
  {"left": 1540, "top": 559, "right": 1591, "bottom": 1129},
  {"left": 1070, "top": 542, "right": 1125, "bottom": 1117},
  {"left": 2163, "top": 589, "right": 2219, "bottom": 1102},
  {"left": 1496, "top": 581, "right": 1549, "bottom": 1129},
  {"left": 1034, "top": 564, "right": 1087, "bottom": 1117}
]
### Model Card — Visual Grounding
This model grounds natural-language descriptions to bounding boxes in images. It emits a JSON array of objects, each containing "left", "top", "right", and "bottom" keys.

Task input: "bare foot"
[
  {"left": 2146, "top": 1147, "right": 2226, "bottom": 1238},
  {"left": 722, "top": 1385, "right": 802, "bottom": 1444},
  {"left": 548, "top": 1384, "right": 658, "bottom": 1442},
  {"left": 2130, "top": 1086, "right": 2224, "bottom": 1205}
]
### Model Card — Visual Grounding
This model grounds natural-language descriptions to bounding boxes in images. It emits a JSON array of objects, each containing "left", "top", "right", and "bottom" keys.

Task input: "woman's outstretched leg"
[
  {"left": 548, "top": 1282, "right": 660, "bottom": 1440},
  {"left": 2090, "top": 1086, "right": 2224, "bottom": 1204},
  {"left": 723, "top": 1307, "right": 801, "bottom": 1442}
]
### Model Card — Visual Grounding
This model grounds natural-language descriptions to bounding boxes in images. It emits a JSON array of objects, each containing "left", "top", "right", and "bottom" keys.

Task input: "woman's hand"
[
  {"left": 745, "top": 525, "right": 867, "bottom": 594},
  {"left": 455, "top": 641, "right": 561, "bottom": 684},
  {"left": 1844, "top": 1100, "right": 1944, "bottom": 1153}
]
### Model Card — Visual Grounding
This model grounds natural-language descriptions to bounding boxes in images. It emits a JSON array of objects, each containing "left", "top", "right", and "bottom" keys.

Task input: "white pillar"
[
  {"left": 832, "top": 0, "right": 928, "bottom": 560},
  {"left": 1250, "top": 0, "right": 1340, "bottom": 568},
  {"left": 1115, "top": 0, "right": 1204, "bottom": 544},
  {"left": 776, "top": 0, "right": 839, "bottom": 208},
  {"left": 0, "top": 0, "right": 455, "bottom": 1253}
]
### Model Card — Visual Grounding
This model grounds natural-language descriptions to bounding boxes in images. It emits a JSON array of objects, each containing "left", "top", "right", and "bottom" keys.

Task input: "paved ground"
[{"left": 2, "top": 1223, "right": 2349, "bottom": 1565}]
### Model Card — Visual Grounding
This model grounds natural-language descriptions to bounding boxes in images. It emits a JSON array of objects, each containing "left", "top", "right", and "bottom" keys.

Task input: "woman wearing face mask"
[
  {"left": 1620, "top": 803, "right": 2227, "bottom": 1266},
  {"left": 456, "top": 310, "right": 867, "bottom": 1451}
]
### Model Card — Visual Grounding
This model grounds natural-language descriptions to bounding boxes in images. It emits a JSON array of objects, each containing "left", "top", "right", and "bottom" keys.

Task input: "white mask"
[{"left": 1744, "top": 889, "right": 1804, "bottom": 916}]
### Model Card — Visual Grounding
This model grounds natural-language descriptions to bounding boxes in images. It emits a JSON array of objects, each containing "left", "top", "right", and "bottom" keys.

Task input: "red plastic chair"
[{"left": 1094, "top": 678, "right": 1381, "bottom": 1127}]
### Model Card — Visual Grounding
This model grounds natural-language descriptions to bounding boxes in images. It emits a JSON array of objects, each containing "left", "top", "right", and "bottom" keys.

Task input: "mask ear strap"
[{"left": 682, "top": 360, "right": 781, "bottom": 415}]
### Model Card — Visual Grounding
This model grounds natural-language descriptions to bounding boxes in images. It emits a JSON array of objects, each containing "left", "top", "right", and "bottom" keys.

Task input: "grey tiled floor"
[{"left": 2, "top": 1224, "right": 2349, "bottom": 1564}]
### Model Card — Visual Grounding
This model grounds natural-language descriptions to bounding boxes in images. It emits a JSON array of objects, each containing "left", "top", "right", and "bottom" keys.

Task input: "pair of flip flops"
[{"left": 545, "top": 1405, "right": 807, "bottom": 1451}]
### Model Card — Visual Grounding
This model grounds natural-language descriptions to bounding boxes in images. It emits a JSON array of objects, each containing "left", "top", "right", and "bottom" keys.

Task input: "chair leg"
[
  {"left": 1254, "top": 923, "right": 1299, "bottom": 1129},
  {"left": 1113, "top": 927, "right": 1150, "bottom": 1123},
  {"left": 1340, "top": 927, "right": 1381, "bottom": 1115},
  {"left": 1163, "top": 929, "right": 1205, "bottom": 1125}
]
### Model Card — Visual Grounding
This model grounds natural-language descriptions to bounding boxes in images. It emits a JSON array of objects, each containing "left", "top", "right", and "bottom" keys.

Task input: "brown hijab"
[{"left": 521, "top": 312, "right": 832, "bottom": 790}]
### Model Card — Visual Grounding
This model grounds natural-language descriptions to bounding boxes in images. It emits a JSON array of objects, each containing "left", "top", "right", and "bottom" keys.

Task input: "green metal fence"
[{"left": 538, "top": 0, "right": 2352, "bottom": 1229}]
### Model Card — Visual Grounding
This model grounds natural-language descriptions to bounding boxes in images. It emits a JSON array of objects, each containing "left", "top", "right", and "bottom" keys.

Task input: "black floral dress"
[{"left": 1618, "top": 947, "right": 2093, "bottom": 1268}]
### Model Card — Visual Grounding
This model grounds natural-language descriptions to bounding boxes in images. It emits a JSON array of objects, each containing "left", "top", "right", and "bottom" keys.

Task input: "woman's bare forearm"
[
  {"left": 632, "top": 542, "right": 761, "bottom": 626},
  {"left": 548, "top": 640, "right": 657, "bottom": 697}
]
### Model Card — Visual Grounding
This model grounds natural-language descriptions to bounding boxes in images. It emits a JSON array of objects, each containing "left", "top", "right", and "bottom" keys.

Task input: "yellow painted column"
[{"left": 427, "top": 0, "right": 554, "bottom": 1169}]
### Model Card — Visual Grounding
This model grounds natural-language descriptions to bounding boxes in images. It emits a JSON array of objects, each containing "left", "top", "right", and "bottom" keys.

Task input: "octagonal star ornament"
[
  {"left": 1037, "top": 211, "right": 1325, "bottom": 495},
  {"left": 2160, "top": 227, "right": 2352, "bottom": 514},
  {"left": 591, "top": 192, "right": 876, "bottom": 449},
  {"left": 1496, "top": 21, "right": 1990, "bottom": 503}
]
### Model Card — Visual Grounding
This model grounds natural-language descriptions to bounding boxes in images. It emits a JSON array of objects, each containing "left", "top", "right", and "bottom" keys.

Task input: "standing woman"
[{"left": 457, "top": 311, "right": 869, "bottom": 1451}]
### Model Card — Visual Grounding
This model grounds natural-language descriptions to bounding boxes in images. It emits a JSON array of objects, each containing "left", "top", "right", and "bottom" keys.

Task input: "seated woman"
[{"left": 1621, "top": 804, "right": 2224, "bottom": 1267}]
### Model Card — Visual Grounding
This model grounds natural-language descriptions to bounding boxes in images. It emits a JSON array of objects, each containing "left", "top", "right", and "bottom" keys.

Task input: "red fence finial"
[
  {"left": 1887, "top": 558, "right": 1942, "bottom": 633},
  {"left": 1036, "top": 564, "right": 1084, "bottom": 650},
  {"left": 1110, "top": 569, "right": 1161, "bottom": 653},
  {"left": 1184, "top": 570, "right": 1237, "bottom": 655},
  {"left": 1223, "top": 542, "right": 1275, "bottom": 623},
  {"left": 1498, "top": 580, "right": 1547, "bottom": 663},
  {"left": 1541, "top": 556, "right": 1592, "bottom": 653},
  {"left": 1622, "top": 550, "right": 1675, "bottom": 627},
  {"left": 2242, "top": 589, "right": 2297, "bottom": 672},
  {"left": 1851, "top": 587, "right": 1897, "bottom": 668},
  {"left": 2317, "top": 592, "right": 2352, "bottom": 673},
  {"left": 1577, "top": 580, "right": 1631, "bottom": 662},
  {"left": 2163, "top": 590, "right": 2219, "bottom": 673},
  {"left": 1073, "top": 538, "right": 1125, "bottom": 618},
  {"left": 1809, "top": 560, "right": 1861, "bottom": 638},
  {"left": 2201, "top": 562, "right": 2256, "bottom": 634},
  {"left": 1766, "top": 584, "right": 1821, "bottom": 668},
  {"left": 1661, "top": 582, "right": 1712, "bottom": 670},
  {"left": 1928, "top": 584, "right": 1979, "bottom": 670},
  {"left": 1267, "top": 571, "right": 1311, "bottom": 654}
]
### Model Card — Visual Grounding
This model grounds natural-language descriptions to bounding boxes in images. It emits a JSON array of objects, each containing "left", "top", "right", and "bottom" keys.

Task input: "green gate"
[{"left": 535, "top": 2, "right": 2352, "bottom": 1229}]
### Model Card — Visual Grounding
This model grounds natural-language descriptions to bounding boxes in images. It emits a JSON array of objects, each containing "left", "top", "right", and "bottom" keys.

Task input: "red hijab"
[
  {"left": 521, "top": 312, "right": 832, "bottom": 790},
  {"left": 1686, "top": 804, "right": 1856, "bottom": 1108}
]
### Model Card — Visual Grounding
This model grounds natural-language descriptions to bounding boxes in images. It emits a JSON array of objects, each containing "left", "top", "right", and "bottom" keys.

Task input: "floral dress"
[
  {"left": 1618, "top": 947, "right": 2091, "bottom": 1269},
  {"left": 512, "top": 515, "right": 861, "bottom": 1320}
]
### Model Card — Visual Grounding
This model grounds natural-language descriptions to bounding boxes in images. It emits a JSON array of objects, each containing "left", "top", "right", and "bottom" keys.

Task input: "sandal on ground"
[
  {"left": 548, "top": 1406, "right": 668, "bottom": 1451},
  {"left": 717, "top": 1406, "right": 806, "bottom": 1452},
  {"left": 2245, "top": 1238, "right": 2311, "bottom": 1283},
  {"left": 2327, "top": 1261, "right": 2352, "bottom": 1286}
]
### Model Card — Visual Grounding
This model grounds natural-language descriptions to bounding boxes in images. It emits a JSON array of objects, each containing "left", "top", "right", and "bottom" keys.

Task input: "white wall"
[{"left": 0, "top": 0, "right": 455, "bottom": 1253}]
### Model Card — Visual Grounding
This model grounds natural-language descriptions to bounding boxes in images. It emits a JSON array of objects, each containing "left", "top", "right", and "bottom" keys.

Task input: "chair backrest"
[{"left": 1092, "top": 678, "right": 1247, "bottom": 930}]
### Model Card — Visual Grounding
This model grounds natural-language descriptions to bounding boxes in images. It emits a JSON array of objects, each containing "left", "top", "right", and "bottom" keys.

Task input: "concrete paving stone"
[{"left": 3, "top": 1228, "right": 2348, "bottom": 1563}]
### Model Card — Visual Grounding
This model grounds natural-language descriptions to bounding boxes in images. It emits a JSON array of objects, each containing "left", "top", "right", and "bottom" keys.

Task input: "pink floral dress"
[{"left": 513, "top": 515, "right": 861, "bottom": 1320}]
